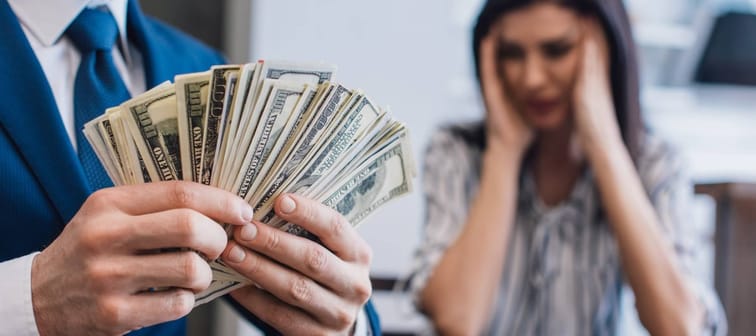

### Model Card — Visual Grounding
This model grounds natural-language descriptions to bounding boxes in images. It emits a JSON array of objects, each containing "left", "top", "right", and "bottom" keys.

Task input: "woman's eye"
[
  {"left": 498, "top": 44, "right": 524, "bottom": 60},
  {"left": 543, "top": 43, "right": 572, "bottom": 59}
]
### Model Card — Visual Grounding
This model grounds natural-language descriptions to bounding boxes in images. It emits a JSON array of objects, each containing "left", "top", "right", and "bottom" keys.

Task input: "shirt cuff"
[
  {"left": 0, "top": 253, "right": 41, "bottom": 336},
  {"left": 353, "top": 305, "right": 369, "bottom": 336}
]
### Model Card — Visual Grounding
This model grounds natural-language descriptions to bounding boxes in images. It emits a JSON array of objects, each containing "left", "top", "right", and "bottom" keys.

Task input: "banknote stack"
[{"left": 83, "top": 60, "right": 416, "bottom": 306}]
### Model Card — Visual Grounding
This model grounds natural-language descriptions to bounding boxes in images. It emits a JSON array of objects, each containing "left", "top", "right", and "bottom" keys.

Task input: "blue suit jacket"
[{"left": 0, "top": 0, "right": 379, "bottom": 334}]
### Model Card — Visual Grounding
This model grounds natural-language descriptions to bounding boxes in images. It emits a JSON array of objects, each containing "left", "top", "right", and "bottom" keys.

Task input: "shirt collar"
[{"left": 8, "top": 0, "right": 130, "bottom": 56}]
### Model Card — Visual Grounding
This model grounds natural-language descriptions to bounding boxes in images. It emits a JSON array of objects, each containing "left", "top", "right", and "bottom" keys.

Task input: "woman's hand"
[
  {"left": 479, "top": 33, "right": 533, "bottom": 158},
  {"left": 572, "top": 18, "right": 623, "bottom": 155}
]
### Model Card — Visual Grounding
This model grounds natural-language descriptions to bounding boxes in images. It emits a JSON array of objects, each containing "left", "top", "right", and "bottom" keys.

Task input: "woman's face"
[{"left": 494, "top": 3, "right": 583, "bottom": 131}]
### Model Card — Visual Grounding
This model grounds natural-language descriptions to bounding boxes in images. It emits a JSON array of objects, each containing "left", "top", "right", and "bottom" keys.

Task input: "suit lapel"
[
  {"left": 0, "top": 0, "right": 210, "bottom": 224},
  {"left": 0, "top": 0, "right": 90, "bottom": 223}
]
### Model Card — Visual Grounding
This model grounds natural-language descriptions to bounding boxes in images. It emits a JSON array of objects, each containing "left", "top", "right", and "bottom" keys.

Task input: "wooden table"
[{"left": 695, "top": 182, "right": 756, "bottom": 336}]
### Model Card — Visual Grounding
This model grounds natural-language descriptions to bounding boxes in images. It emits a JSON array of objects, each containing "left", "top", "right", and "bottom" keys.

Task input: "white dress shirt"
[{"left": 1, "top": 0, "right": 143, "bottom": 334}]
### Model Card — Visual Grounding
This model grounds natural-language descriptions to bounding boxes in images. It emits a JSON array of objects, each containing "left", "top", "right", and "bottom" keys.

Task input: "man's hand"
[
  {"left": 222, "top": 193, "right": 372, "bottom": 335},
  {"left": 31, "top": 181, "right": 253, "bottom": 335}
]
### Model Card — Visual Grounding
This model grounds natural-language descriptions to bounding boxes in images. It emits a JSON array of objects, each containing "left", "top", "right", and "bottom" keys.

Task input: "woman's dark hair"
[{"left": 459, "top": 0, "right": 643, "bottom": 162}]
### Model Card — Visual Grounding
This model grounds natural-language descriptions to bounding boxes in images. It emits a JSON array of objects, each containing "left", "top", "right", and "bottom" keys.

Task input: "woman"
[{"left": 407, "top": 0, "right": 726, "bottom": 335}]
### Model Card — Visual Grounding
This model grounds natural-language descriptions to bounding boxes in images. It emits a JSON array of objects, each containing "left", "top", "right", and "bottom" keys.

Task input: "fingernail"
[
  {"left": 239, "top": 223, "right": 257, "bottom": 241},
  {"left": 227, "top": 245, "right": 245, "bottom": 263},
  {"left": 241, "top": 203, "right": 254, "bottom": 222},
  {"left": 280, "top": 195, "right": 296, "bottom": 214}
]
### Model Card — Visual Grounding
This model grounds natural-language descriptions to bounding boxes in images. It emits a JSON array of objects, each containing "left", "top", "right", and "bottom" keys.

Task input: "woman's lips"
[{"left": 526, "top": 98, "right": 561, "bottom": 114}]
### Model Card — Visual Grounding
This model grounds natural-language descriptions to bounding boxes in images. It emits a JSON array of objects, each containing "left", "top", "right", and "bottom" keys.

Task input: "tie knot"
[{"left": 66, "top": 8, "right": 119, "bottom": 53}]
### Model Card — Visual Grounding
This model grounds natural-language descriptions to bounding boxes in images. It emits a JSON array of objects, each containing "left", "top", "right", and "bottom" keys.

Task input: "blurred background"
[{"left": 142, "top": 0, "right": 756, "bottom": 334}]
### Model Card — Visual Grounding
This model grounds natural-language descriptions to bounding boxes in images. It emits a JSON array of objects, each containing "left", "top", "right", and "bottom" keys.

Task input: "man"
[{"left": 0, "top": 0, "right": 379, "bottom": 334}]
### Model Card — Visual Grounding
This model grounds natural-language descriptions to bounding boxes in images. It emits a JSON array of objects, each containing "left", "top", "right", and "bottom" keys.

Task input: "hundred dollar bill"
[
  {"left": 257, "top": 60, "right": 335, "bottom": 90},
  {"left": 234, "top": 84, "right": 322, "bottom": 194},
  {"left": 210, "top": 66, "right": 250, "bottom": 186},
  {"left": 281, "top": 127, "right": 414, "bottom": 235},
  {"left": 250, "top": 84, "right": 353, "bottom": 216},
  {"left": 329, "top": 120, "right": 410, "bottom": 186},
  {"left": 225, "top": 62, "right": 335, "bottom": 190},
  {"left": 286, "top": 96, "right": 384, "bottom": 197},
  {"left": 251, "top": 85, "right": 355, "bottom": 220},
  {"left": 175, "top": 71, "right": 210, "bottom": 182},
  {"left": 300, "top": 107, "right": 391, "bottom": 201},
  {"left": 83, "top": 115, "right": 123, "bottom": 185},
  {"left": 267, "top": 118, "right": 400, "bottom": 228},
  {"left": 97, "top": 117, "right": 127, "bottom": 184},
  {"left": 227, "top": 62, "right": 335, "bottom": 157},
  {"left": 200, "top": 65, "right": 241, "bottom": 185},
  {"left": 218, "top": 63, "right": 258, "bottom": 186},
  {"left": 247, "top": 82, "right": 331, "bottom": 192},
  {"left": 222, "top": 76, "right": 275, "bottom": 190},
  {"left": 253, "top": 87, "right": 368, "bottom": 223},
  {"left": 326, "top": 132, "right": 413, "bottom": 224},
  {"left": 122, "top": 85, "right": 181, "bottom": 181},
  {"left": 110, "top": 82, "right": 175, "bottom": 183},
  {"left": 232, "top": 81, "right": 309, "bottom": 199},
  {"left": 107, "top": 109, "right": 135, "bottom": 183}
]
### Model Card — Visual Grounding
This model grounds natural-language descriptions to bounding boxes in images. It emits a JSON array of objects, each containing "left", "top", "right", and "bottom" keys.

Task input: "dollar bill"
[
  {"left": 121, "top": 86, "right": 181, "bottom": 181},
  {"left": 232, "top": 81, "right": 309, "bottom": 199},
  {"left": 244, "top": 82, "right": 332, "bottom": 194},
  {"left": 225, "top": 62, "right": 335, "bottom": 191},
  {"left": 281, "top": 127, "right": 414, "bottom": 235},
  {"left": 218, "top": 63, "right": 258, "bottom": 186},
  {"left": 200, "top": 65, "right": 241, "bottom": 185},
  {"left": 236, "top": 84, "right": 321, "bottom": 195},
  {"left": 83, "top": 115, "right": 123, "bottom": 185},
  {"left": 287, "top": 96, "right": 384, "bottom": 195},
  {"left": 254, "top": 87, "right": 370, "bottom": 222},
  {"left": 251, "top": 84, "right": 353, "bottom": 218},
  {"left": 176, "top": 72, "right": 210, "bottom": 182}
]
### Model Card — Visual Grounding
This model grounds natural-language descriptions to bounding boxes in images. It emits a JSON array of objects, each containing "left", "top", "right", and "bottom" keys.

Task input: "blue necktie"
[{"left": 67, "top": 8, "right": 130, "bottom": 191}]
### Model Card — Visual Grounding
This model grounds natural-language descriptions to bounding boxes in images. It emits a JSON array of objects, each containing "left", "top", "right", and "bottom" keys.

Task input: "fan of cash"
[{"left": 83, "top": 60, "right": 417, "bottom": 306}]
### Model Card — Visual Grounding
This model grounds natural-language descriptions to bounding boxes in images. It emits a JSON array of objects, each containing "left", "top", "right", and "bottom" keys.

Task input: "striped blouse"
[{"left": 407, "top": 122, "right": 726, "bottom": 335}]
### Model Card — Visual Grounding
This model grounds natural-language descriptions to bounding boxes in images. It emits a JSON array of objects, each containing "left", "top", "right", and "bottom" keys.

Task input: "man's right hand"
[{"left": 30, "top": 181, "right": 253, "bottom": 335}]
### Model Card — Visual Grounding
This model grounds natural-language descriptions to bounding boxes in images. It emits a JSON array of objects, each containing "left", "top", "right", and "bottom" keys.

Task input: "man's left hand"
[{"left": 222, "top": 193, "right": 372, "bottom": 335}]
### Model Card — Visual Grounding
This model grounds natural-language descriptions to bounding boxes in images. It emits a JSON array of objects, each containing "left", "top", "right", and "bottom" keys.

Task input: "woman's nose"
[{"left": 523, "top": 55, "right": 547, "bottom": 90}]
